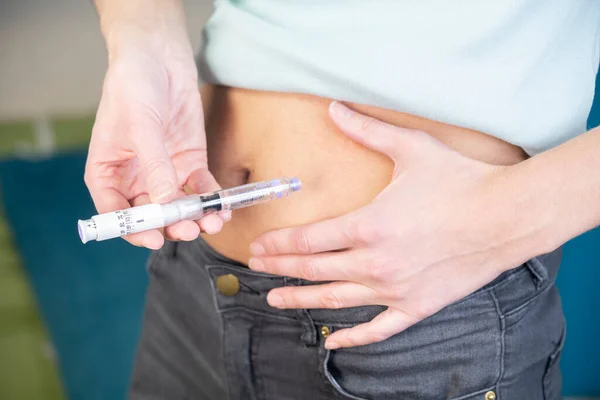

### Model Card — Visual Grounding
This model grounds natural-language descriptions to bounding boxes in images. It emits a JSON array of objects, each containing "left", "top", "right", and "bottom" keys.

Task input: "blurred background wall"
[
  {"left": 0, "top": 0, "right": 211, "bottom": 120},
  {"left": 0, "top": 1, "right": 598, "bottom": 399}
]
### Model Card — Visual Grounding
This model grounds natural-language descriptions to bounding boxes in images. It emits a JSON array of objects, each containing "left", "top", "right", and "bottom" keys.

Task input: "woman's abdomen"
[{"left": 199, "top": 85, "right": 527, "bottom": 264}]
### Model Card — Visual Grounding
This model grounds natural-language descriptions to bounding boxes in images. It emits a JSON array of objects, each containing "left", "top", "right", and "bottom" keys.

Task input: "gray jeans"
[{"left": 129, "top": 237, "right": 566, "bottom": 400}]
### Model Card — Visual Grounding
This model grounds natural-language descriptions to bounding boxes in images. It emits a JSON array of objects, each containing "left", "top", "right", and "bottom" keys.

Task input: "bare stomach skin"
[{"left": 199, "top": 85, "right": 528, "bottom": 264}]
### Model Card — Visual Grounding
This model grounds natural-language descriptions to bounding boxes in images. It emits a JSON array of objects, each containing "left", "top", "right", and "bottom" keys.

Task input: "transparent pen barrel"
[{"left": 215, "top": 178, "right": 298, "bottom": 211}]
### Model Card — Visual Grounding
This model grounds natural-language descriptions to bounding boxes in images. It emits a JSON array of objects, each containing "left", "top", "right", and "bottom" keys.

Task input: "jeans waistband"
[
  {"left": 194, "top": 236, "right": 561, "bottom": 328},
  {"left": 195, "top": 236, "right": 386, "bottom": 327}
]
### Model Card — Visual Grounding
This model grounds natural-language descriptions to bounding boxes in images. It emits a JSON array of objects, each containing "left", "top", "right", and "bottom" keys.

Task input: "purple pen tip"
[{"left": 289, "top": 177, "right": 302, "bottom": 192}]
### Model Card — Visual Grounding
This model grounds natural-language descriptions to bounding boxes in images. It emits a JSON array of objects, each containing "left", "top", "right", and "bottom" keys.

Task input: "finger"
[
  {"left": 145, "top": 189, "right": 201, "bottom": 241},
  {"left": 198, "top": 213, "right": 224, "bottom": 235},
  {"left": 166, "top": 220, "right": 201, "bottom": 241},
  {"left": 324, "top": 308, "right": 421, "bottom": 349},
  {"left": 132, "top": 192, "right": 204, "bottom": 241},
  {"left": 329, "top": 101, "right": 425, "bottom": 161},
  {"left": 218, "top": 210, "right": 232, "bottom": 222},
  {"left": 123, "top": 228, "right": 165, "bottom": 250},
  {"left": 186, "top": 169, "right": 232, "bottom": 222},
  {"left": 249, "top": 250, "right": 366, "bottom": 282},
  {"left": 85, "top": 185, "right": 164, "bottom": 249},
  {"left": 132, "top": 126, "right": 178, "bottom": 204},
  {"left": 123, "top": 194, "right": 167, "bottom": 249},
  {"left": 266, "top": 282, "right": 379, "bottom": 310},
  {"left": 250, "top": 214, "right": 358, "bottom": 256}
]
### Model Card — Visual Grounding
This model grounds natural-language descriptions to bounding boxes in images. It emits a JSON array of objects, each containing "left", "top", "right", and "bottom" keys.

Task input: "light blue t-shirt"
[{"left": 198, "top": 0, "right": 600, "bottom": 155}]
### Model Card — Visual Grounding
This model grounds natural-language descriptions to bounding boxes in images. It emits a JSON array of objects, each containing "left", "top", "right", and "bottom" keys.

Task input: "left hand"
[{"left": 248, "top": 101, "right": 529, "bottom": 350}]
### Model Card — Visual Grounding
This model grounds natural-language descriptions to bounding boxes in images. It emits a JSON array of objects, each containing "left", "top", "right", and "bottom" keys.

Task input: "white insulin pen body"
[{"left": 78, "top": 177, "right": 301, "bottom": 244}]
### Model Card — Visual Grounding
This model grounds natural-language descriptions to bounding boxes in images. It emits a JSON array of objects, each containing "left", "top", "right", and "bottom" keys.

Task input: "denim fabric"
[{"left": 129, "top": 237, "right": 566, "bottom": 400}]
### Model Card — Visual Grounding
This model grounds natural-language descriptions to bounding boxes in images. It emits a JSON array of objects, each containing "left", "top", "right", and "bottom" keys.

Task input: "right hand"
[{"left": 85, "top": 20, "right": 228, "bottom": 250}]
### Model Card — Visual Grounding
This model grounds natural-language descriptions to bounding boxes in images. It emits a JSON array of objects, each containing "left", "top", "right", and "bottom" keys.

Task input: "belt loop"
[
  {"left": 285, "top": 278, "right": 317, "bottom": 346},
  {"left": 298, "top": 308, "right": 317, "bottom": 346},
  {"left": 525, "top": 256, "right": 548, "bottom": 289}
]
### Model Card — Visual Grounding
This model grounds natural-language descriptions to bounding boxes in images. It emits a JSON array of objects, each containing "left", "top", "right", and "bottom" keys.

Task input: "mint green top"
[{"left": 198, "top": 0, "right": 600, "bottom": 155}]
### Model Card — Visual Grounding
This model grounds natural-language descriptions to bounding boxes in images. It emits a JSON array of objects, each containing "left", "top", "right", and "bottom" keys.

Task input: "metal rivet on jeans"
[
  {"left": 215, "top": 274, "right": 240, "bottom": 296},
  {"left": 320, "top": 326, "right": 330, "bottom": 338},
  {"left": 485, "top": 391, "right": 496, "bottom": 400}
]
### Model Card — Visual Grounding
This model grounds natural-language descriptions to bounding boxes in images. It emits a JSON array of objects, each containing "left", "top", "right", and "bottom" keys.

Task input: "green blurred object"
[
  {"left": 53, "top": 117, "right": 93, "bottom": 152},
  {"left": 0, "top": 198, "right": 65, "bottom": 400},
  {"left": 0, "top": 121, "right": 35, "bottom": 157}
]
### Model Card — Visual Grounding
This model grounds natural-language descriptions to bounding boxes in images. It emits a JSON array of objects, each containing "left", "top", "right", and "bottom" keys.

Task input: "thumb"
[
  {"left": 329, "top": 101, "right": 426, "bottom": 161},
  {"left": 134, "top": 132, "right": 178, "bottom": 203},
  {"left": 186, "top": 168, "right": 232, "bottom": 222},
  {"left": 185, "top": 168, "right": 222, "bottom": 194}
]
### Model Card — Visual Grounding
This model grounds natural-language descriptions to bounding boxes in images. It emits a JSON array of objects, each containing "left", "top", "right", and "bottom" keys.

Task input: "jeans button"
[
  {"left": 216, "top": 274, "right": 240, "bottom": 296},
  {"left": 320, "top": 326, "right": 330, "bottom": 338},
  {"left": 485, "top": 391, "right": 496, "bottom": 400}
]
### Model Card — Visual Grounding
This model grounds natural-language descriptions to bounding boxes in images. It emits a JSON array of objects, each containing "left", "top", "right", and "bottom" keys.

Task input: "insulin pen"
[{"left": 78, "top": 177, "right": 301, "bottom": 244}]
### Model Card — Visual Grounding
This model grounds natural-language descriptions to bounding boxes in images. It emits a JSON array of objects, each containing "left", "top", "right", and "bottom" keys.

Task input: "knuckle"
[
  {"left": 144, "top": 156, "right": 170, "bottom": 173},
  {"left": 273, "top": 292, "right": 288, "bottom": 308},
  {"left": 351, "top": 218, "right": 383, "bottom": 245},
  {"left": 365, "top": 259, "right": 388, "bottom": 280},
  {"left": 368, "top": 330, "right": 390, "bottom": 343},
  {"left": 345, "top": 332, "right": 362, "bottom": 347},
  {"left": 262, "top": 238, "right": 278, "bottom": 255},
  {"left": 320, "top": 290, "right": 343, "bottom": 309},
  {"left": 348, "top": 218, "right": 369, "bottom": 244},
  {"left": 360, "top": 117, "right": 382, "bottom": 133},
  {"left": 302, "top": 258, "right": 320, "bottom": 281},
  {"left": 386, "top": 282, "right": 408, "bottom": 302},
  {"left": 345, "top": 216, "right": 362, "bottom": 244},
  {"left": 293, "top": 231, "right": 312, "bottom": 254},
  {"left": 83, "top": 170, "right": 93, "bottom": 188}
]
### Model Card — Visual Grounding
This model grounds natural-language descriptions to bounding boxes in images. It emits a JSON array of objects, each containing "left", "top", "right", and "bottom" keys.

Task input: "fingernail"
[
  {"left": 268, "top": 293, "right": 283, "bottom": 307},
  {"left": 248, "top": 258, "right": 264, "bottom": 271},
  {"left": 143, "top": 237, "right": 163, "bottom": 250},
  {"left": 221, "top": 211, "right": 232, "bottom": 222},
  {"left": 152, "top": 181, "right": 174, "bottom": 202},
  {"left": 205, "top": 227, "right": 218, "bottom": 235},
  {"left": 330, "top": 101, "right": 354, "bottom": 118},
  {"left": 325, "top": 340, "right": 340, "bottom": 350},
  {"left": 249, "top": 243, "right": 265, "bottom": 256}
]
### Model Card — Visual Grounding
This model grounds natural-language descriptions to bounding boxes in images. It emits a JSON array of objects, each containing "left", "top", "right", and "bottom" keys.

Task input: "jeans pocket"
[
  {"left": 543, "top": 322, "right": 566, "bottom": 400},
  {"left": 319, "top": 295, "right": 501, "bottom": 400},
  {"left": 322, "top": 348, "right": 369, "bottom": 400},
  {"left": 490, "top": 252, "right": 563, "bottom": 330},
  {"left": 321, "top": 349, "right": 498, "bottom": 400}
]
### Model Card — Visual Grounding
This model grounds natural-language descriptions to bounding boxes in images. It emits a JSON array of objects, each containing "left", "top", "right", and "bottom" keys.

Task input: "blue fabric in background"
[
  {"left": 0, "top": 70, "right": 597, "bottom": 398},
  {"left": 0, "top": 154, "right": 149, "bottom": 400}
]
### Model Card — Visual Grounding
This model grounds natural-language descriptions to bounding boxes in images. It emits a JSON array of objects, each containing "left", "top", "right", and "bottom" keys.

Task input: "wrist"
[
  {"left": 95, "top": 0, "right": 191, "bottom": 63},
  {"left": 483, "top": 161, "right": 560, "bottom": 271},
  {"left": 495, "top": 127, "right": 600, "bottom": 271}
]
